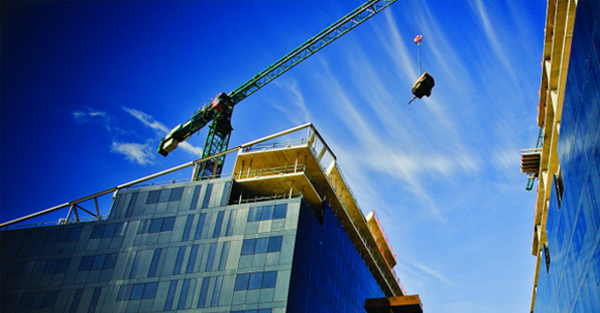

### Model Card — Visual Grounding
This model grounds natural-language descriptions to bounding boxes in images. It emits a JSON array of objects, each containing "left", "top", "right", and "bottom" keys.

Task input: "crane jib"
[{"left": 158, "top": 0, "right": 397, "bottom": 158}]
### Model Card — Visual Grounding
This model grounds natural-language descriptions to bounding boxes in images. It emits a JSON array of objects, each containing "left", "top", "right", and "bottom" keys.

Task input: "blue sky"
[{"left": 1, "top": 1, "right": 546, "bottom": 312}]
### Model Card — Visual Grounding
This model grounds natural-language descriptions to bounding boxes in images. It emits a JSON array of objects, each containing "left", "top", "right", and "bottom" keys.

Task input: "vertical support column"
[
  {"left": 94, "top": 198, "right": 101, "bottom": 220},
  {"left": 294, "top": 152, "right": 299, "bottom": 172}
]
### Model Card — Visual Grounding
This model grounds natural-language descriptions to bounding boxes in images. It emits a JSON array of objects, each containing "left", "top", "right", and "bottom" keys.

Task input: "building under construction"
[
  {"left": 0, "top": 124, "right": 420, "bottom": 313},
  {"left": 520, "top": 0, "right": 600, "bottom": 311}
]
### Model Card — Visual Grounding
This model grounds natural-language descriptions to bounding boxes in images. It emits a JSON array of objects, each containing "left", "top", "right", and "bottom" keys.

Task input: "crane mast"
[{"left": 158, "top": 0, "right": 397, "bottom": 180}]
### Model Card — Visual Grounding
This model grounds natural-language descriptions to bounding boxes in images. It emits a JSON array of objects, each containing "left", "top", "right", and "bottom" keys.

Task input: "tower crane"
[{"left": 158, "top": 0, "right": 424, "bottom": 180}]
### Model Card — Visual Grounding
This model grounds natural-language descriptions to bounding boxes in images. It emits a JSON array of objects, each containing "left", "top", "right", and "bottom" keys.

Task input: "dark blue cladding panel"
[{"left": 287, "top": 201, "right": 385, "bottom": 313}]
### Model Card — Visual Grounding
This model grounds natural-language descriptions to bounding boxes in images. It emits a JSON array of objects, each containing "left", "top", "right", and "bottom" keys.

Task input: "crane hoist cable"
[{"left": 408, "top": 1, "right": 434, "bottom": 105}]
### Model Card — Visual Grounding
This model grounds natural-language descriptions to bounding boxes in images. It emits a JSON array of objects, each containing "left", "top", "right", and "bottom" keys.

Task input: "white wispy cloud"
[
  {"left": 72, "top": 108, "right": 113, "bottom": 131},
  {"left": 122, "top": 106, "right": 170, "bottom": 134},
  {"left": 271, "top": 78, "right": 313, "bottom": 125},
  {"left": 469, "top": 0, "right": 516, "bottom": 79},
  {"left": 111, "top": 141, "right": 156, "bottom": 165},
  {"left": 122, "top": 106, "right": 203, "bottom": 157}
]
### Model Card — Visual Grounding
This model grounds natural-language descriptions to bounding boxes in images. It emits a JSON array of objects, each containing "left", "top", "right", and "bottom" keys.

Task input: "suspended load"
[{"left": 411, "top": 72, "right": 434, "bottom": 98}]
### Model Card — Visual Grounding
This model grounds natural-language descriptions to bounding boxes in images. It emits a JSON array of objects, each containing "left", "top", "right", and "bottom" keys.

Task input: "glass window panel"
[
  {"left": 267, "top": 236, "right": 283, "bottom": 253},
  {"left": 218, "top": 241, "right": 230, "bottom": 271},
  {"left": 220, "top": 181, "right": 232, "bottom": 207},
  {"left": 103, "top": 253, "right": 118, "bottom": 269},
  {"left": 205, "top": 243, "right": 217, "bottom": 271},
  {"left": 213, "top": 211, "right": 225, "bottom": 238},
  {"left": 169, "top": 187, "right": 184, "bottom": 202},
  {"left": 43, "top": 259, "right": 58, "bottom": 274},
  {"left": 129, "top": 251, "right": 140, "bottom": 279},
  {"left": 7, "top": 262, "right": 23, "bottom": 278},
  {"left": 42, "top": 291, "right": 58, "bottom": 308},
  {"left": 91, "top": 255, "right": 106, "bottom": 270},
  {"left": 260, "top": 206, "right": 273, "bottom": 220},
  {"left": 56, "top": 229, "right": 70, "bottom": 242},
  {"left": 186, "top": 245, "right": 198, "bottom": 274},
  {"left": 182, "top": 215, "right": 194, "bottom": 241},
  {"left": 161, "top": 216, "right": 176, "bottom": 232},
  {"left": 178, "top": 279, "right": 190, "bottom": 309},
  {"left": 202, "top": 184, "right": 213, "bottom": 208},
  {"left": 197, "top": 277, "right": 210, "bottom": 308},
  {"left": 225, "top": 210, "right": 236, "bottom": 236},
  {"left": 234, "top": 274, "right": 250, "bottom": 291},
  {"left": 89, "top": 287, "right": 102, "bottom": 313},
  {"left": 262, "top": 271, "right": 277, "bottom": 288},
  {"left": 69, "top": 289, "right": 83, "bottom": 313},
  {"left": 102, "top": 224, "right": 117, "bottom": 238},
  {"left": 211, "top": 276, "right": 223, "bottom": 307},
  {"left": 248, "top": 272, "right": 263, "bottom": 290},
  {"left": 30, "top": 292, "right": 45, "bottom": 309},
  {"left": 125, "top": 192, "right": 138, "bottom": 217},
  {"left": 148, "top": 249, "right": 161, "bottom": 277},
  {"left": 146, "top": 190, "right": 160, "bottom": 204},
  {"left": 164, "top": 280, "right": 178, "bottom": 311},
  {"left": 114, "top": 222, "right": 127, "bottom": 237},
  {"left": 194, "top": 214, "right": 207, "bottom": 240},
  {"left": 91, "top": 225, "right": 105, "bottom": 239},
  {"left": 79, "top": 256, "right": 94, "bottom": 271},
  {"left": 117, "top": 285, "right": 131, "bottom": 301},
  {"left": 190, "top": 185, "right": 202, "bottom": 210},
  {"left": 149, "top": 219, "right": 163, "bottom": 233},
  {"left": 273, "top": 204, "right": 287, "bottom": 219},
  {"left": 55, "top": 258, "right": 70, "bottom": 273},
  {"left": 173, "top": 246, "right": 186, "bottom": 275},
  {"left": 18, "top": 293, "right": 33, "bottom": 310},
  {"left": 44, "top": 230, "right": 58, "bottom": 244},
  {"left": 143, "top": 282, "right": 158, "bottom": 299},
  {"left": 130, "top": 283, "right": 145, "bottom": 300},
  {"left": 137, "top": 220, "right": 148, "bottom": 234},
  {"left": 255, "top": 238, "right": 268, "bottom": 254},
  {"left": 247, "top": 207, "right": 260, "bottom": 222},
  {"left": 258, "top": 309, "right": 272, "bottom": 313},
  {"left": 67, "top": 228, "right": 82, "bottom": 242},
  {"left": 159, "top": 189, "right": 171, "bottom": 203},
  {"left": 241, "top": 239, "right": 256, "bottom": 255}
]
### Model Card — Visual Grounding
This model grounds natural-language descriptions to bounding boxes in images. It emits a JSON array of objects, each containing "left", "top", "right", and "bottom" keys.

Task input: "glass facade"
[
  {"left": 533, "top": 1, "right": 600, "bottom": 312},
  {"left": 1, "top": 176, "right": 387, "bottom": 312}
]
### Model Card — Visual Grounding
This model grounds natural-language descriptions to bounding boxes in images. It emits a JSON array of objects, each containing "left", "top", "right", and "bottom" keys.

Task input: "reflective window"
[
  {"left": 186, "top": 245, "right": 198, "bottom": 273},
  {"left": 182, "top": 215, "right": 194, "bottom": 241},
  {"left": 234, "top": 271, "right": 277, "bottom": 290},
  {"left": 164, "top": 280, "right": 178, "bottom": 311},
  {"left": 211, "top": 276, "right": 223, "bottom": 307},
  {"left": 241, "top": 236, "right": 283, "bottom": 255},
  {"left": 173, "top": 247, "right": 186, "bottom": 275},
  {"left": 148, "top": 249, "right": 162, "bottom": 277},
  {"left": 118, "top": 283, "right": 157, "bottom": 301},
  {"left": 178, "top": 279, "right": 191, "bottom": 309},
  {"left": 43, "top": 258, "right": 70, "bottom": 274},
  {"left": 169, "top": 187, "right": 184, "bottom": 202},
  {"left": 205, "top": 243, "right": 217, "bottom": 271},
  {"left": 91, "top": 223, "right": 126, "bottom": 239},
  {"left": 146, "top": 190, "right": 161, "bottom": 204},
  {"left": 197, "top": 277, "right": 210, "bottom": 308},
  {"left": 248, "top": 204, "right": 287, "bottom": 222},
  {"left": 202, "top": 184, "right": 213, "bottom": 208},
  {"left": 80, "top": 254, "right": 117, "bottom": 271},
  {"left": 194, "top": 214, "right": 207, "bottom": 240},
  {"left": 218, "top": 241, "right": 230, "bottom": 271},
  {"left": 213, "top": 211, "right": 225, "bottom": 238}
]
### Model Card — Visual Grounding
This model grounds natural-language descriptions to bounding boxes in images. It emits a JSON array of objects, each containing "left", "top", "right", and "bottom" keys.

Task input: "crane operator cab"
[{"left": 409, "top": 72, "right": 435, "bottom": 104}]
